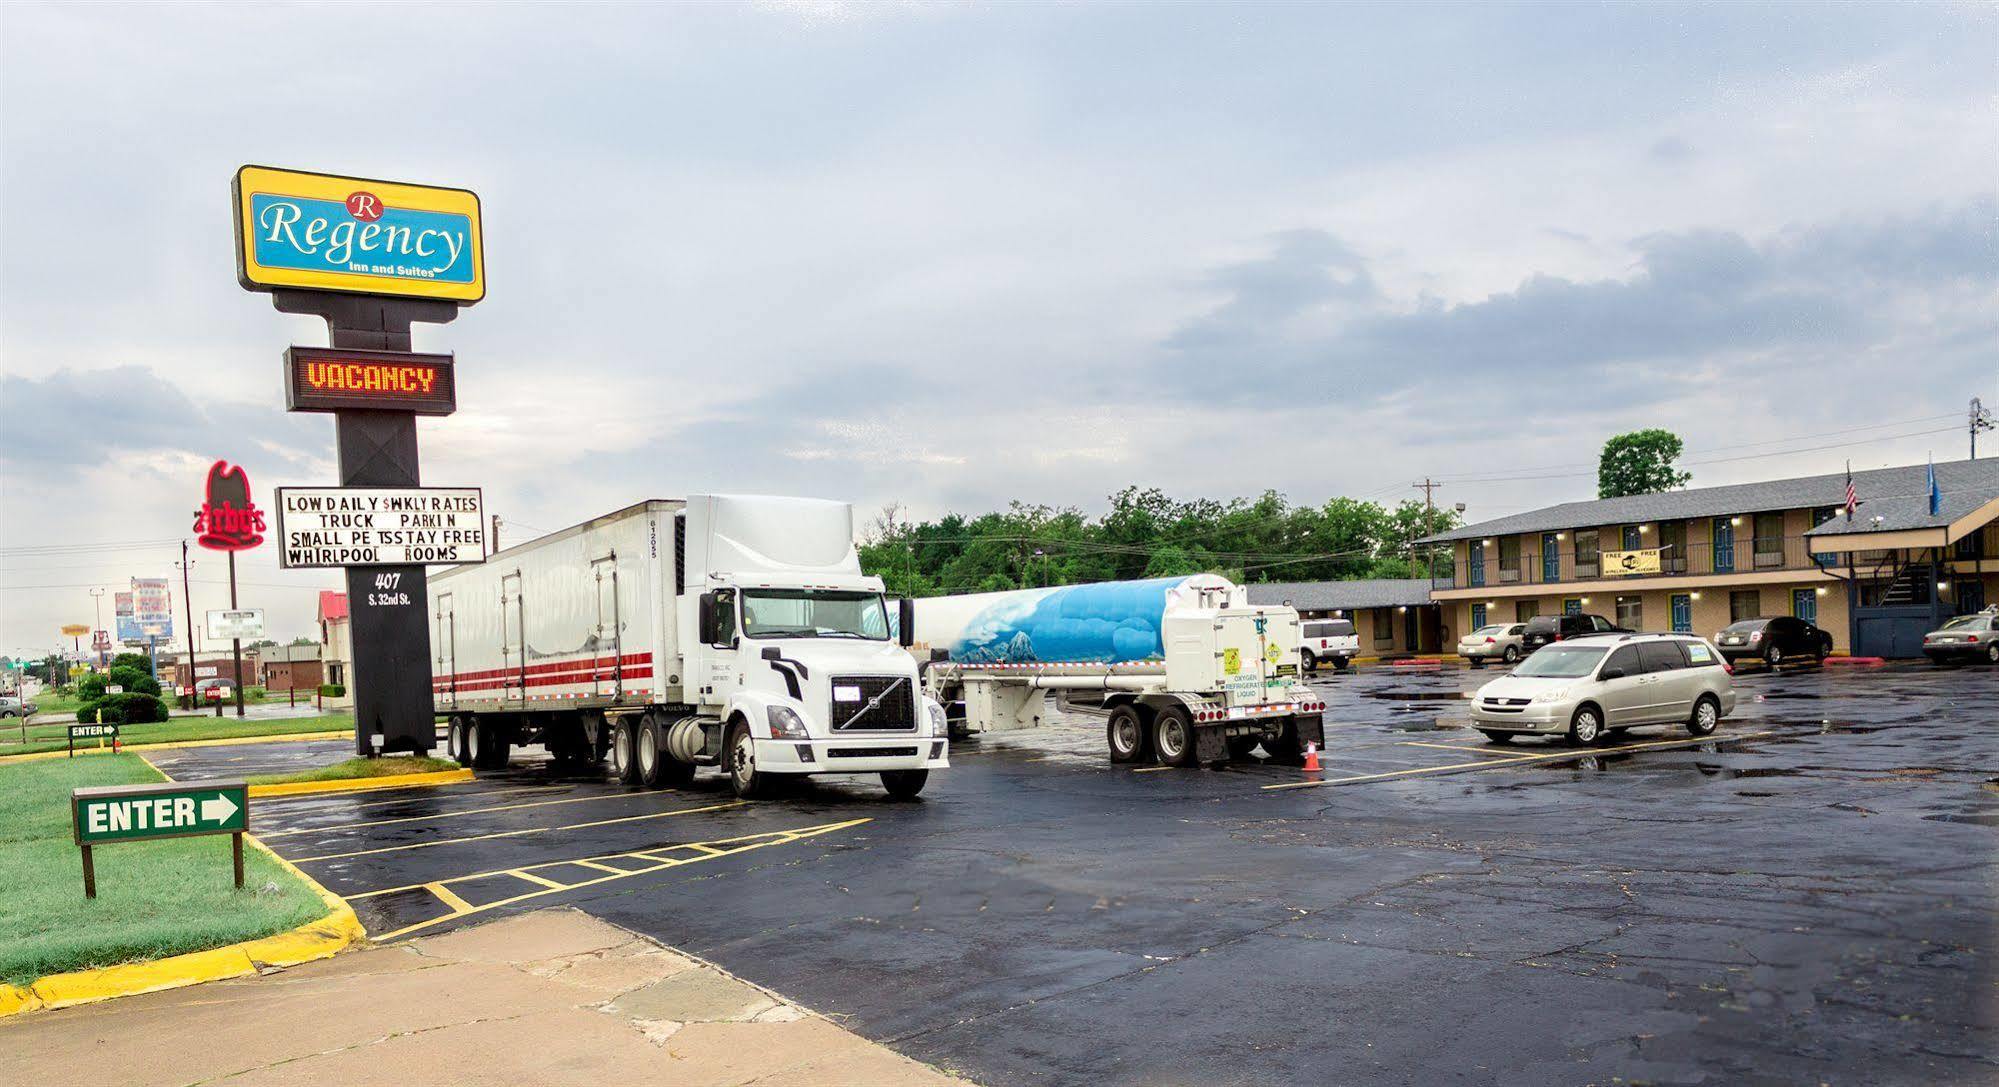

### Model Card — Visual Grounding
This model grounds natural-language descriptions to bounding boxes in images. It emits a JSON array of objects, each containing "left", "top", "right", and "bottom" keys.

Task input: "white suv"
[
  {"left": 1299, "top": 619, "right": 1359, "bottom": 673},
  {"left": 1468, "top": 632, "right": 1736, "bottom": 746}
]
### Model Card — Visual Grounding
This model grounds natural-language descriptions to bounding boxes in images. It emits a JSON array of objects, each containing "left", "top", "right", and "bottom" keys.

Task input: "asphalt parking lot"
[{"left": 153, "top": 660, "right": 1998, "bottom": 1086}]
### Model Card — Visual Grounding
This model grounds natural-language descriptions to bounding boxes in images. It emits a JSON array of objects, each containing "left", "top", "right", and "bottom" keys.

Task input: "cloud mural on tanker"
[{"left": 952, "top": 577, "right": 1190, "bottom": 664}]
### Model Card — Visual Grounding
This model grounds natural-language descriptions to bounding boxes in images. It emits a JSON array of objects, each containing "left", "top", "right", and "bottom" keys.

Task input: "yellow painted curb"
[
  {"left": 249, "top": 767, "right": 473, "bottom": 798},
  {"left": 0, "top": 729, "right": 355, "bottom": 764},
  {"left": 0, "top": 763, "right": 367, "bottom": 1020}
]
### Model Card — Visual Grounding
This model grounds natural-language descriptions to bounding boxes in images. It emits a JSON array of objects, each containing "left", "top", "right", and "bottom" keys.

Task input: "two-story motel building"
[{"left": 1414, "top": 458, "right": 1999, "bottom": 658}]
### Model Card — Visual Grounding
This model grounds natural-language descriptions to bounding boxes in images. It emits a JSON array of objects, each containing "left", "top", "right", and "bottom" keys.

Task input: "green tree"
[
  {"left": 110, "top": 651, "right": 151, "bottom": 672},
  {"left": 1598, "top": 429, "right": 1692, "bottom": 499}
]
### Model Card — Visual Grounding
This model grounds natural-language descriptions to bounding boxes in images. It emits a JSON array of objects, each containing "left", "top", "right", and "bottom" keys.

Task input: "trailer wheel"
[
  {"left": 639, "top": 715, "right": 694, "bottom": 788},
  {"left": 611, "top": 719, "right": 642, "bottom": 786},
  {"left": 1105, "top": 705, "right": 1150, "bottom": 763},
  {"left": 726, "top": 721, "right": 770, "bottom": 799},
  {"left": 473, "top": 719, "right": 510, "bottom": 770},
  {"left": 1151, "top": 707, "right": 1195, "bottom": 767},
  {"left": 447, "top": 716, "right": 470, "bottom": 765},
  {"left": 880, "top": 769, "right": 928, "bottom": 800}
]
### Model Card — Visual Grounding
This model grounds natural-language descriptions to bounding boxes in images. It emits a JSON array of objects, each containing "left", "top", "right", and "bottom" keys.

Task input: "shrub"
[
  {"left": 245, "top": 686, "right": 267, "bottom": 701},
  {"left": 318, "top": 684, "right": 346, "bottom": 697},
  {"left": 97, "top": 692, "right": 168, "bottom": 724},
  {"left": 107, "top": 665, "right": 151, "bottom": 692},
  {"left": 75, "top": 702, "right": 99, "bottom": 724},
  {"left": 77, "top": 674, "right": 107, "bottom": 701},
  {"left": 110, "top": 652, "right": 150, "bottom": 671}
]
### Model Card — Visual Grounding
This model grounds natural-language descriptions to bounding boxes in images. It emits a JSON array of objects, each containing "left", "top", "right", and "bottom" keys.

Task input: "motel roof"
[{"left": 1244, "top": 578, "right": 1437, "bottom": 612}]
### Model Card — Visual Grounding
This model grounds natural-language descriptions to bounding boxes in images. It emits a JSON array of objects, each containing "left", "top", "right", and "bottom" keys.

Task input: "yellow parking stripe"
[
  {"left": 287, "top": 800, "right": 746, "bottom": 864},
  {"left": 1263, "top": 730, "right": 1775, "bottom": 791},
  {"left": 258, "top": 787, "right": 675, "bottom": 838},
  {"left": 507, "top": 870, "right": 569, "bottom": 890},
  {"left": 570, "top": 860, "right": 632, "bottom": 875},
  {"left": 363, "top": 818, "right": 871, "bottom": 942}
]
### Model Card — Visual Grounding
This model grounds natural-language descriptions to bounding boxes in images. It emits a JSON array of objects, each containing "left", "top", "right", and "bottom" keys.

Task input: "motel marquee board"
[{"left": 276, "top": 486, "right": 487, "bottom": 569}]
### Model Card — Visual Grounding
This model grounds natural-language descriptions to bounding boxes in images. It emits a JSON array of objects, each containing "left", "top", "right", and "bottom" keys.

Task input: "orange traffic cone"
[{"left": 1302, "top": 741, "right": 1321, "bottom": 773}]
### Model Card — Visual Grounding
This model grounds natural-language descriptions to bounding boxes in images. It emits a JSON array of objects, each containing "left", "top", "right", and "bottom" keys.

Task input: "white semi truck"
[
  {"left": 428, "top": 495, "right": 949, "bottom": 799},
  {"left": 909, "top": 575, "right": 1326, "bottom": 766}
]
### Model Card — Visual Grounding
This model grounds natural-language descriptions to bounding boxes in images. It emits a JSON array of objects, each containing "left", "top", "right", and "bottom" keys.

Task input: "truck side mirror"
[
  {"left": 761, "top": 646, "right": 782, "bottom": 661},
  {"left": 697, "top": 592, "right": 718, "bottom": 645},
  {"left": 898, "top": 598, "right": 916, "bottom": 648},
  {"left": 930, "top": 648, "right": 949, "bottom": 662}
]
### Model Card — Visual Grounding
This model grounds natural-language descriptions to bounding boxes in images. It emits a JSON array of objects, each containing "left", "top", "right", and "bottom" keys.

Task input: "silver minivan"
[{"left": 1468, "top": 633, "right": 1736, "bottom": 745}]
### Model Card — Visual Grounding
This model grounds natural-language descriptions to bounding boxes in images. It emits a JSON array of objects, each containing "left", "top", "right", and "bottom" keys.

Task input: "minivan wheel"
[
  {"left": 1567, "top": 706, "right": 1603, "bottom": 746},
  {"left": 1688, "top": 695, "right": 1720, "bottom": 737},
  {"left": 1503, "top": 645, "right": 1521, "bottom": 664}
]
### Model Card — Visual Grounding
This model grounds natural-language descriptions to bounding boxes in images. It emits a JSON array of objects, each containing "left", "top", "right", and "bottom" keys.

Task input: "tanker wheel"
[
  {"left": 1151, "top": 707, "right": 1195, "bottom": 767},
  {"left": 1106, "top": 705, "right": 1150, "bottom": 764}
]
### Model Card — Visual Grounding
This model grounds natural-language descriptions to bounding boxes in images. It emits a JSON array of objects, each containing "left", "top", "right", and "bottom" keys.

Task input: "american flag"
[{"left": 1844, "top": 461, "right": 1857, "bottom": 520}]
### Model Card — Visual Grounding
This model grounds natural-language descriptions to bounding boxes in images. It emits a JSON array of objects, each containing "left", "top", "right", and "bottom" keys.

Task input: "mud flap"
[
  {"left": 1194, "top": 724, "right": 1229, "bottom": 767},
  {"left": 1293, "top": 714, "right": 1325, "bottom": 751}
]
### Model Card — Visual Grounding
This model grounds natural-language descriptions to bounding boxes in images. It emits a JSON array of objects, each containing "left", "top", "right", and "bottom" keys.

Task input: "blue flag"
[{"left": 1927, "top": 457, "right": 1940, "bottom": 517}]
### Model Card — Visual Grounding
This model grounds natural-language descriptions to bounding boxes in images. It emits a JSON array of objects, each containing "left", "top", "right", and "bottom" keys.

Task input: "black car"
[
  {"left": 1520, "top": 612, "right": 1629, "bottom": 652},
  {"left": 1714, "top": 616, "right": 1832, "bottom": 667}
]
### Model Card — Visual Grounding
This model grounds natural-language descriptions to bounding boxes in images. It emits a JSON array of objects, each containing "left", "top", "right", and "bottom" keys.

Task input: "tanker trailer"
[{"left": 908, "top": 574, "right": 1325, "bottom": 767}]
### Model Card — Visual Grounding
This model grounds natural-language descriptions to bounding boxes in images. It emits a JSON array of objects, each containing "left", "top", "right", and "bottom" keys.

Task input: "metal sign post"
[{"left": 71, "top": 780, "right": 249, "bottom": 899}]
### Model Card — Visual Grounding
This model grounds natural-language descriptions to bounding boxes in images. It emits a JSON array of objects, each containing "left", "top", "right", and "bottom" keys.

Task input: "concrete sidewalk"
[{"left": 0, "top": 909, "right": 971, "bottom": 1086}]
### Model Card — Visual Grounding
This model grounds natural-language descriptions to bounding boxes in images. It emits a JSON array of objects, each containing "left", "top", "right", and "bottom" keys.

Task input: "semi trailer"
[
  {"left": 910, "top": 575, "right": 1326, "bottom": 766},
  {"left": 428, "top": 495, "right": 949, "bottom": 799}
]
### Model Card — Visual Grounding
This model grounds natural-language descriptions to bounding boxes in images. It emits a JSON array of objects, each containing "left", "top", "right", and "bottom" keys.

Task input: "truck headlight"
[
  {"left": 767, "top": 705, "right": 809, "bottom": 739},
  {"left": 924, "top": 700, "right": 948, "bottom": 737}
]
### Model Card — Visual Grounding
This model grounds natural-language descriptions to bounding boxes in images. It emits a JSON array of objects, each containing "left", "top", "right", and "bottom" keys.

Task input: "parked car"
[
  {"left": 1714, "top": 616, "right": 1832, "bottom": 667},
  {"left": 1469, "top": 632, "right": 1735, "bottom": 745},
  {"left": 0, "top": 695, "right": 36, "bottom": 718},
  {"left": 1922, "top": 607, "right": 1999, "bottom": 666},
  {"left": 1458, "top": 623, "right": 1527, "bottom": 668},
  {"left": 1299, "top": 619, "right": 1359, "bottom": 673},
  {"left": 1520, "top": 612, "right": 1628, "bottom": 653}
]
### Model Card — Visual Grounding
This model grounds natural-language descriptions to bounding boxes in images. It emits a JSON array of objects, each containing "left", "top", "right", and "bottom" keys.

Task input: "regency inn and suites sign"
[{"left": 233, "top": 165, "right": 485, "bottom": 303}]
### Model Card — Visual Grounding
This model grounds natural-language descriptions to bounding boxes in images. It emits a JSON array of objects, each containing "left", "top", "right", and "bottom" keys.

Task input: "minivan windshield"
[
  {"left": 742, "top": 589, "right": 890, "bottom": 640},
  {"left": 1513, "top": 644, "right": 1607, "bottom": 678}
]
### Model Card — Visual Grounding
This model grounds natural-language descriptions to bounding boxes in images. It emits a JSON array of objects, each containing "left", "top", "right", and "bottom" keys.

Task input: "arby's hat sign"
[{"left": 194, "top": 461, "right": 266, "bottom": 552}]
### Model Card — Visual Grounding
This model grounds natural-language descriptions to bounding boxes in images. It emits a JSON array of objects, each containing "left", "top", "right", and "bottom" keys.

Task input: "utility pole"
[
  {"left": 88, "top": 588, "right": 106, "bottom": 667},
  {"left": 1973, "top": 397, "right": 1994, "bottom": 459},
  {"left": 1413, "top": 478, "right": 1441, "bottom": 581},
  {"left": 179, "top": 543, "right": 197, "bottom": 703}
]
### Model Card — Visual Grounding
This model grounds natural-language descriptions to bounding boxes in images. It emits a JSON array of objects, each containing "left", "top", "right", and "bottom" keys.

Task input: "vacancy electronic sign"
[{"left": 285, "top": 347, "right": 458, "bottom": 416}]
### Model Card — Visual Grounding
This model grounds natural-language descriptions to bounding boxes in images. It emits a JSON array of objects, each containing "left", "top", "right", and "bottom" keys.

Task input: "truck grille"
[
  {"left": 828, "top": 746, "right": 919, "bottom": 759},
  {"left": 830, "top": 675, "right": 915, "bottom": 732}
]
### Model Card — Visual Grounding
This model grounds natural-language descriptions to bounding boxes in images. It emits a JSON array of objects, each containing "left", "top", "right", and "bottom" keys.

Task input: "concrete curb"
[
  {"left": 0, "top": 832, "right": 365, "bottom": 1020},
  {"left": 0, "top": 729, "right": 355, "bottom": 764},
  {"left": 249, "top": 767, "right": 473, "bottom": 798}
]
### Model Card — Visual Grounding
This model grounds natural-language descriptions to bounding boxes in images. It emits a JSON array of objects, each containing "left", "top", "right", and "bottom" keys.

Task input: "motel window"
[
  {"left": 1616, "top": 595, "right": 1643, "bottom": 628},
  {"left": 1729, "top": 590, "right": 1762, "bottom": 623},
  {"left": 1753, "top": 513, "right": 1784, "bottom": 568},
  {"left": 1498, "top": 536, "right": 1521, "bottom": 580},
  {"left": 1516, "top": 600, "right": 1539, "bottom": 623},
  {"left": 1574, "top": 530, "right": 1600, "bottom": 576},
  {"left": 1622, "top": 525, "right": 1642, "bottom": 551},
  {"left": 1372, "top": 609, "right": 1394, "bottom": 644}
]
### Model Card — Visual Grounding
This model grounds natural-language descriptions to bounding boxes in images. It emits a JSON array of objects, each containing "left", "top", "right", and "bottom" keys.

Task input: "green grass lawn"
[
  {"left": 247, "top": 754, "right": 460, "bottom": 786},
  {"left": 0, "top": 755, "right": 329, "bottom": 987},
  {"left": 22, "top": 691, "right": 85, "bottom": 716},
  {"left": 0, "top": 713, "right": 354, "bottom": 758}
]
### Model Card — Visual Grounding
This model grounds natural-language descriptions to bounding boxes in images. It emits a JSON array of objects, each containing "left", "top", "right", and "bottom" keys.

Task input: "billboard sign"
[
  {"left": 276, "top": 487, "right": 486, "bottom": 568},
  {"left": 206, "top": 609, "right": 266, "bottom": 642},
  {"left": 233, "top": 165, "right": 485, "bottom": 303},
  {"left": 61, "top": 624, "right": 90, "bottom": 638},
  {"left": 284, "top": 346, "right": 457, "bottom": 416},
  {"left": 131, "top": 578, "right": 174, "bottom": 640}
]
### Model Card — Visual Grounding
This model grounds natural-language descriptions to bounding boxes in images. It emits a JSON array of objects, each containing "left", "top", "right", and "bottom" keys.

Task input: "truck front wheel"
[
  {"left": 1106, "top": 705, "right": 1150, "bottom": 763},
  {"left": 880, "top": 769, "right": 928, "bottom": 799},
  {"left": 726, "top": 722, "right": 770, "bottom": 800}
]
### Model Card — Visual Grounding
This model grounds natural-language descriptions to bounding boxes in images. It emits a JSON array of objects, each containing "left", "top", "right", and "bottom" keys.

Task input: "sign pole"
[
  {"left": 82, "top": 844, "right": 96, "bottom": 900},
  {"left": 275, "top": 290, "right": 457, "bottom": 757},
  {"left": 232, "top": 832, "right": 244, "bottom": 889},
  {"left": 228, "top": 550, "right": 245, "bottom": 719}
]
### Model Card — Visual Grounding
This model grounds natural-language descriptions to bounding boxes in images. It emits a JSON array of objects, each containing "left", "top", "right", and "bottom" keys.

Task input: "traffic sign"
[
  {"left": 67, "top": 722, "right": 119, "bottom": 758},
  {"left": 71, "top": 780, "right": 249, "bottom": 897}
]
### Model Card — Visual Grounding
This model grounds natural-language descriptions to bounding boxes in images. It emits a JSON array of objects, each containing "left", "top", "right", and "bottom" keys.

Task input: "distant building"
[
  {"left": 1244, "top": 579, "right": 1445, "bottom": 656},
  {"left": 318, "top": 590, "right": 351, "bottom": 690},
  {"left": 260, "top": 644, "right": 324, "bottom": 693}
]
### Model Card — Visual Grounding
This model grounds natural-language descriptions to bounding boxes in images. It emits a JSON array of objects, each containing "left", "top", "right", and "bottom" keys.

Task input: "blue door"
[
  {"left": 1468, "top": 540, "right": 1485, "bottom": 588},
  {"left": 1670, "top": 594, "right": 1692, "bottom": 633},
  {"left": 1712, "top": 518, "right": 1735, "bottom": 573},
  {"left": 1564, "top": 598, "right": 1583, "bottom": 616},
  {"left": 1542, "top": 533, "right": 1560, "bottom": 582},
  {"left": 1471, "top": 603, "right": 1486, "bottom": 630},
  {"left": 1792, "top": 588, "right": 1817, "bottom": 625}
]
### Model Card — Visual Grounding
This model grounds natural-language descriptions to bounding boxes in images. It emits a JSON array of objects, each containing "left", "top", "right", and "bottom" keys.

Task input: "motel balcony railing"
[{"left": 1436, "top": 536, "right": 1842, "bottom": 592}]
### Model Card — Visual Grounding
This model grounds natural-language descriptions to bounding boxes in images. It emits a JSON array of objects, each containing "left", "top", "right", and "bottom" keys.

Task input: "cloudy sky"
[{"left": 2, "top": 2, "right": 1994, "bottom": 657}]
